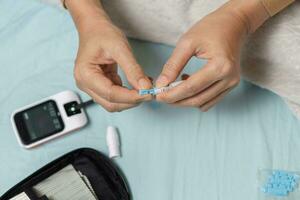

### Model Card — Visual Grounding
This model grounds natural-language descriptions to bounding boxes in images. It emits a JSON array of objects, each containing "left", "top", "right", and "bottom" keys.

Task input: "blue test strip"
[
  {"left": 139, "top": 81, "right": 183, "bottom": 96},
  {"left": 139, "top": 89, "right": 150, "bottom": 95},
  {"left": 139, "top": 89, "right": 155, "bottom": 95}
]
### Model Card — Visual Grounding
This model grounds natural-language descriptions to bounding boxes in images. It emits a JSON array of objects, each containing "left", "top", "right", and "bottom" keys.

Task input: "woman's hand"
[
  {"left": 156, "top": 0, "right": 269, "bottom": 111},
  {"left": 66, "top": 0, "right": 152, "bottom": 112}
]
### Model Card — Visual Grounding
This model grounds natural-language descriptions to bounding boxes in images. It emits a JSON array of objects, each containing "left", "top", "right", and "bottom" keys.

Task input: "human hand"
[
  {"left": 156, "top": 0, "right": 269, "bottom": 111},
  {"left": 66, "top": 0, "right": 152, "bottom": 112}
]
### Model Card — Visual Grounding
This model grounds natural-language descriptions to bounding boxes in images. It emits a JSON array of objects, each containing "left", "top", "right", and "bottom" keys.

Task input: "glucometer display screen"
[{"left": 14, "top": 100, "right": 64, "bottom": 145}]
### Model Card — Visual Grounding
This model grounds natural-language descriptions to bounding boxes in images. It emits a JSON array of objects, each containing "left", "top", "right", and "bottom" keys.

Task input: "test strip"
[
  {"left": 139, "top": 81, "right": 183, "bottom": 96},
  {"left": 139, "top": 89, "right": 155, "bottom": 95}
]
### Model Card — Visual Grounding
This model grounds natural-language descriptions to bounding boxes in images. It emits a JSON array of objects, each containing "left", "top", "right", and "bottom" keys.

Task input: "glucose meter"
[{"left": 11, "top": 91, "right": 88, "bottom": 149}]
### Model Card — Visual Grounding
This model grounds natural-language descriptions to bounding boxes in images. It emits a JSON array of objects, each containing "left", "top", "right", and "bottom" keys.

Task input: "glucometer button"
[{"left": 64, "top": 101, "right": 82, "bottom": 117}]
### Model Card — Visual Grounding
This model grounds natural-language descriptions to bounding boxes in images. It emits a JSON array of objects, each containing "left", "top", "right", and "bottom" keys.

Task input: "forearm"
[
  {"left": 261, "top": 0, "right": 295, "bottom": 16},
  {"left": 220, "top": 0, "right": 270, "bottom": 34},
  {"left": 221, "top": 0, "right": 295, "bottom": 34},
  {"left": 63, "top": 0, "right": 111, "bottom": 33}
]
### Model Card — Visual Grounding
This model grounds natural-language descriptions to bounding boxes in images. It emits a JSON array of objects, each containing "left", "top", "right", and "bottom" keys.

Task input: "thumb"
[
  {"left": 156, "top": 41, "right": 194, "bottom": 88},
  {"left": 112, "top": 45, "right": 152, "bottom": 90}
]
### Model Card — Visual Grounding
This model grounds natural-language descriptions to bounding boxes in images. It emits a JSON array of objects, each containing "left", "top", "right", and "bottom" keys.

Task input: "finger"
[
  {"left": 156, "top": 39, "right": 195, "bottom": 87},
  {"left": 111, "top": 44, "right": 152, "bottom": 90},
  {"left": 200, "top": 88, "right": 232, "bottom": 112},
  {"left": 157, "top": 61, "right": 220, "bottom": 103},
  {"left": 80, "top": 65, "right": 152, "bottom": 104},
  {"left": 85, "top": 87, "right": 138, "bottom": 112},
  {"left": 173, "top": 80, "right": 228, "bottom": 107}
]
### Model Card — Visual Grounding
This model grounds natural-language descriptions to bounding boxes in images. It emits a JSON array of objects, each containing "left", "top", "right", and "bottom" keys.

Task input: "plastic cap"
[{"left": 106, "top": 126, "right": 121, "bottom": 158}]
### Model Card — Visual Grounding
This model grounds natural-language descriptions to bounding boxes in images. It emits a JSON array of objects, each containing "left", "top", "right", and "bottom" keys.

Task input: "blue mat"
[{"left": 1, "top": 0, "right": 300, "bottom": 199}]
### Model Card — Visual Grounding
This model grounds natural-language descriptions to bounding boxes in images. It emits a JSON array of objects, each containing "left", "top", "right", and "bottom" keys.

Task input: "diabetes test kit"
[
  {"left": 0, "top": 148, "right": 130, "bottom": 200},
  {"left": 10, "top": 80, "right": 183, "bottom": 149},
  {"left": 4, "top": 82, "right": 184, "bottom": 199},
  {"left": 11, "top": 91, "right": 88, "bottom": 149}
]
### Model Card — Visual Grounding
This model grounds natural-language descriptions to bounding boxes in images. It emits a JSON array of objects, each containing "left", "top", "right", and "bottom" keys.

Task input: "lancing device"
[{"left": 139, "top": 80, "right": 183, "bottom": 96}]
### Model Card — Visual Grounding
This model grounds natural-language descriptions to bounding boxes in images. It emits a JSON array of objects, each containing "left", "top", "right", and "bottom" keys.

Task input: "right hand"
[{"left": 69, "top": 2, "right": 153, "bottom": 112}]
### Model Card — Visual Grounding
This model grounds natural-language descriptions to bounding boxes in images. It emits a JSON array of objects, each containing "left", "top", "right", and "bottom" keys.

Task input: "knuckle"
[
  {"left": 78, "top": 65, "right": 93, "bottom": 82},
  {"left": 184, "top": 83, "right": 198, "bottom": 95},
  {"left": 133, "top": 96, "right": 143, "bottom": 104},
  {"left": 74, "top": 65, "right": 84, "bottom": 89},
  {"left": 105, "top": 88, "right": 115, "bottom": 102},
  {"left": 209, "top": 64, "right": 222, "bottom": 77},
  {"left": 105, "top": 104, "right": 118, "bottom": 112},
  {"left": 165, "top": 98, "right": 175, "bottom": 104},
  {"left": 113, "top": 42, "right": 129, "bottom": 53},
  {"left": 156, "top": 94, "right": 166, "bottom": 102},
  {"left": 200, "top": 107, "right": 209, "bottom": 112},
  {"left": 190, "top": 99, "right": 201, "bottom": 107},
  {"left": 221, "top": 64, "right": 233, "bottom": 76},
  {"left": 74, "top": 66, "right": 81, "bottom": 80},
  {"left": 163, "top": 94, "right": 177, "bottom": 104},
  {"left": 163, "top": 61, "right": 179, "bottom": 75},
  {"left": 211, "top": 58, "right": 234, "bottom": 78},
  {"left": 178, "top": 36, "right": 195, "bottom": 50},
  {"left": 92, "top": 49, "right": 110, "bottom": 62},
  {"left": 230, "top": 76, "right": 240, "bottom": 87},
  {"left": 124, "top": 66, "right": 143, "bottom": 87},
  {"left": 127, "top": 63, "right": 142, "bottom": 78},
  {"left": 157, "top": 94, "right": 171, "bottom": 103},
  {"left": 199, "top": 103, "right": 211, "bottom": 112}
]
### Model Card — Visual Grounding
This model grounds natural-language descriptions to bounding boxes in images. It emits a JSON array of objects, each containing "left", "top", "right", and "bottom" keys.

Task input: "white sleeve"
[{"left": 38, "top": 0, "right": 64, "bottom": 9}]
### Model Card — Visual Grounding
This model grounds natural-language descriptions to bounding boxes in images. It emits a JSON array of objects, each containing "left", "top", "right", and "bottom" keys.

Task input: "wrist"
[
  {"left": 223, "top": 0, "right": 270, "bottom": 34},
  {"left": 65, "top": 0, "right": 111, "bottom": 33}
]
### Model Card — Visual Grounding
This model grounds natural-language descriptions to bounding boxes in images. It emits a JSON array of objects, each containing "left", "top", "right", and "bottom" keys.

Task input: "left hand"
[{"left": 156, "top": 0, "right": 269, "bottom": 111}]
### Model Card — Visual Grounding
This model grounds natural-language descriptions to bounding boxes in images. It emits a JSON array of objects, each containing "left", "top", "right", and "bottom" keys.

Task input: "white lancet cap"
[{"left": 106, "top": 126, "right": 121, "bottom": 158}]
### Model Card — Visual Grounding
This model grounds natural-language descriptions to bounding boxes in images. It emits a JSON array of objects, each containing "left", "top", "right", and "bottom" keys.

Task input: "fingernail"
[
  {"left": 181, "top": 74, "right": 190, "bottom": 80},
  {"left": 200, "top": 106, "right": 209, "bottom": 112},
  {"left": 148, "top": 76, "right": 154, "bottom": 83},
  {"left": 156, "top": 75, "right": 169, "bottom": 88},
  {"left": 138, "top": 77, "right": 152, "bottom": 89}
]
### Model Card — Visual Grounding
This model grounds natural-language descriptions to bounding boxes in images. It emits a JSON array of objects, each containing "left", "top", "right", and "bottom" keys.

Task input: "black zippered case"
[{"left": 0, "top": 148, "right": 130, "bottom": 200}]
